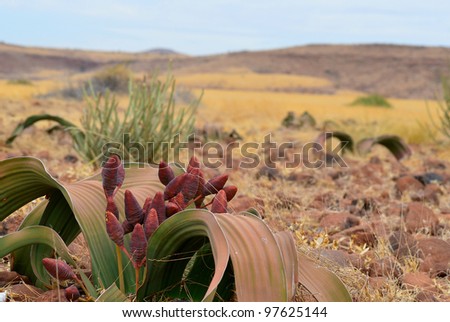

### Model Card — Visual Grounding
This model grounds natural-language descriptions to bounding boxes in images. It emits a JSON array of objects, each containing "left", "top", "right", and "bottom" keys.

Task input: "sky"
[{"left": 0, "top": 0, "right": 449, "bottom": 56}]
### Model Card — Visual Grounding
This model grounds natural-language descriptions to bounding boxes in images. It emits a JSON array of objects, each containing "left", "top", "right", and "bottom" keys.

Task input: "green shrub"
[
  {"left": 434, "top": 76, "right": 450, "bottom": 138},
  {"left": 90, "top": 64, "right": 132, "bottom": 93},
  {"left": 350, "top": 94, "right": 392, "bottom": 108},
  {"left": 7, "top": 78, "right": 33, "bottom": 86},
  {"left": 7, "top": 72, "right": 201, "bottom": 167}
]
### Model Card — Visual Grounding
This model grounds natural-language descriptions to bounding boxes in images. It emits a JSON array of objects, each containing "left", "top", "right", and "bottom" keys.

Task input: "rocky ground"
[{"left": 1, "top": 130, "right": 449, "bottom": 302}]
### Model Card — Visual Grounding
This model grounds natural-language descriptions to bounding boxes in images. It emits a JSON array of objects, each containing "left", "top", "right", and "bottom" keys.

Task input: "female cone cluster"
[{"left": 101, "top": 155, "right": 238, "bottom": 270}]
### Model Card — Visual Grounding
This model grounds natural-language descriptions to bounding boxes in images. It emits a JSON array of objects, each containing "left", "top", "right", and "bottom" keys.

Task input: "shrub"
[
  {"left": 433, "top": 76, "right": 450, "bottom": 138},
  {"left": 350, "top": 94, "right": 392, "bottom": 108},
  {"left": 7, "top": 78, "right": 33, "bottom": 86},
  {"left": 6, "top": 72, "right": 201, "bottom": 167},
  {"left": 90, "top": 64, "right": 132, "bottom": 93}
]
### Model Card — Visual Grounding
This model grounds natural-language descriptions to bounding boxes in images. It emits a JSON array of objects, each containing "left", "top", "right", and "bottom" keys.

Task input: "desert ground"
[{"left": 0, "top": 42, "right": 449, "bottom": 301}]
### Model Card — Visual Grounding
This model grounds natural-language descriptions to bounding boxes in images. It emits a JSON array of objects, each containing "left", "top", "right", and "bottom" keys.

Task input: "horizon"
[{"left": 1, "top": 1, "right": 449, "bottom": 55}]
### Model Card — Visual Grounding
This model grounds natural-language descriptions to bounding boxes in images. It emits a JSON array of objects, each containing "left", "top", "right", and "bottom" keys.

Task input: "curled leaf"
[
  {"left": 124, "top": 190, "right": 143, "bottom": 226},
  {"left": 203, "top": 174, "right": 228, "bottom": 196},
  {"left": 106, "top": 211, "right": 125, "bottom": 246},
  {"left": 130, "top": 224, "right": 147, "bottom": 269},
  {"left": 211, "top": 190, "right": 228, "bottom": 213},
  {"left": 144, "top": 208, "right": 159, "bottom": 240},
  {"left": 42, "top": 258, "right": 77, "bottom": 281},
  {"left": 158, "top": 161, "right": 175, "bottom": 186},
  {"left": 101, "top": 155, "right": 124, "bottom": 197},
  {"left": 164, "top": 174, "right": 186, "bottom": 200}
]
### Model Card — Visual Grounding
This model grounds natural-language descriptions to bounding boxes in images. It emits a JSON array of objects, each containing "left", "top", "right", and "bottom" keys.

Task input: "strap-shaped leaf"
[
  {"left": 274, "top": 231, "right": 299, "bottom": 300},
  {"left": 0, "top": 226, "right": 97, "bottom": 297},
  {"left": 357, "top": 135, "right": 412, "bottom": 160},
  {"left": 216, "top": 213, "right": 290, "bottom": 301},
  {"left": 96, "top": 283, "right": 129, "bottom": 302},
  {"left": 0, "top": 157, "right": 163, "bottom": 294},
  {"left": 297, "top": 252, "right": 352, "bottom": 302},
  {"left": 315, "top": 131, "right": 354, "bottom": 154},
  {"left": 138, "top": 209, "right": 230, "bottom": 302}
]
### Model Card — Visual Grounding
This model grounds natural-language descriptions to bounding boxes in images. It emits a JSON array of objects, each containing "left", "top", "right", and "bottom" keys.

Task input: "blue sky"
[{"left": 0, "top": 0, "right": 449, "bottom": 55}]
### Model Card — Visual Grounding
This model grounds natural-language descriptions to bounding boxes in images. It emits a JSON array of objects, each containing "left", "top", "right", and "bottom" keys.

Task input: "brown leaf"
[
  {"left": 158, "top": 161, "right": 175, "bottom": 186},
  {"left": 106, "top": 211, "right": 125, "bottom": 246},
  {"left": 144, "top": 208, "right": 159, "bottom": 240},
  {"left": 124, "top": 190, "right": 143, "bottom": 225},
  {"left": 211, "top": 190, "right": 228, "bottom": 213},
  {"left": 42, "top": 258, "right": 77, "bottom": 281},
  {"left": 203, "top": 174, "right": 228, "bottom": 196},
  {"left": 130, "top": 224, "right": 147, "bottom": 268}
]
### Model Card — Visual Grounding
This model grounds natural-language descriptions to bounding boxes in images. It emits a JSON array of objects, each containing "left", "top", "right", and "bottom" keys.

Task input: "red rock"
[
  {"left": 417, "top": 238, "right": 450, "bottom": 276},
  {"left": 389, "top": 231, "right": 418, "bottom": 259},
  {"left": 405, "top": 202, "right": 439, "bottom": 234},
  {"left": 369, "top": 256, "right": 403, "bottom": 278},
  {"left": 36, "top": 289, "right": 68, "bottom": 302},
  {"left": 7, "top": 284, "right": 43, "bottom": 301},
  {"left": 423, "top": 184, "right": 443, "bottom": 204},
  {"left": 319, "top": 212, "right": 361, "bottom": 233},
  {"left": 396, "top": 176, "right": 424, "bottom": 194},
  {"left": 401, "top": 272, "right": 438, "bottom": 292},
  {"left": 415, "top": 291, "right": 439, "bottom": 302},
  {"left": 368, "top": 277, "right": 390, "bottom": 291},
  {"left": 228, "top": 195, "right": 265, "bottom": 214},
  {"left": 313, "top": 249, "right": 352, "bottom": 267},
  {"left": 331, "top": 224, "right": 376, "bottom": 247}
]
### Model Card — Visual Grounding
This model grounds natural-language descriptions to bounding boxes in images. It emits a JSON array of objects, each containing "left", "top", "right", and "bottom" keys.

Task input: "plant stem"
[
  {"left": 116, "top": 245, "right": 125, "bottom": 293},
  {"left": 135, "top": 267, "right": 140, "bottom": 297}
]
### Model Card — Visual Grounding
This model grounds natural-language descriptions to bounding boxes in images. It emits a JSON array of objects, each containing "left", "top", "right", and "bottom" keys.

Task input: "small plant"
[
  {"left": 0, "top": 156, "right": 351, "bottom": 301},
  {"left": 282, "top": 111, "right": 316, "bottom": 129},
  {"left": 7, "top": 78, "right": 33, "bottom": 86},
  {"left": 6, "top": 72, "right": 200, "bottom": 167},
  {"left": 431, "top": 75, "right": 450, "bottom": 139},
  {"left": 316, "top": 131, "right": 411, "bottom": 161},
  {"left": 350, "top": 94, "right": 392, "bottom": 108},
  {"left": 90, "top": 64, "right": 132, "bottom": 93}
]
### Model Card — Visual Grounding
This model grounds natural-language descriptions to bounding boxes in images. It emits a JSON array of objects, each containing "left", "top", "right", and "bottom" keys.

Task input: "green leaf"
[
  {"left": 0, "top": 226, "right": 97, "bottom": 297},
  {"left": 138, "top": 209, "right": 229, "bottom": 302},
  {"left": 0, "top": 157, "right": 163, "bottom": 294},
  {"left": 315, "top": 131, "right": 354, "bottom": 154},
  {"left": 96, "top": 284, "right": 129, "bottom": 302},
  {"left": 357, "top": 135, "right": 412, "bottom": 160},
  {"left": 5, "top": 114, "right": 84, "bottom": 147},
  {"left": 297, "top": 252, "right": 352, "bottom": 302}
]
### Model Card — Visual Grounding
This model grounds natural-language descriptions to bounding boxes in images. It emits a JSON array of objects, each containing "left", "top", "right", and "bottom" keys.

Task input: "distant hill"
[
  {"left": 0, "top": 42, "right": 449, "bottom": 99},
  {"left": 141, "top": 48, "right": 180, "bottom": 55}
]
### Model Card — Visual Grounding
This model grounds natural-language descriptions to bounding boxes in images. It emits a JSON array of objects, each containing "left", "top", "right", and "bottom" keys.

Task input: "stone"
[
  {"left": 414, "top": 173, "right": 444, "bottom": 185},
  {"left": 331, "top": 224, "right": 376, "bottom": 247},
  {"left": 319, "top": 212, "right": 361, "bottom": 233},
  {"left": 369, "top": 256, "right": 403, "bottom": 278},
  {"left": 7, "top": 284, "right": 43, "bottom": 302},
  {"left": 228, "top": 195, "right": 265, "bottom": 214},
  {"left": 36, "top": 289, "right": 68, "bottom": 302},
  {"left": 423, "top": 184, "right": 443, "bottom": 204},
  {"left": 417, "top": 238, "right": 450, "bottom": 276},
  {"left": 368, "top": 277, "right": 390, "bottom": 291},
  {"left": 64, "top": 154, "right": 78, "bottom": 163},
  {"left": 0, "top": 271, "right": 30, "bottom": 287},
  {"left": 396, "top": 176, "right": 424, "bottom": 194},
  {"left": 405, "top": 202, "right": 439, "bottom": 234},
  {"left": 401, "top": 272, "right": 438, "bottom": 292},
  {"left": 287, "top": 171, "right": 317, "bottom": 186},
  {"left": 313, "top": 249, "right": 352, "bottom": 267},
  {"left": 389, "top": 231, "right": 418, "bottom": 259}
]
